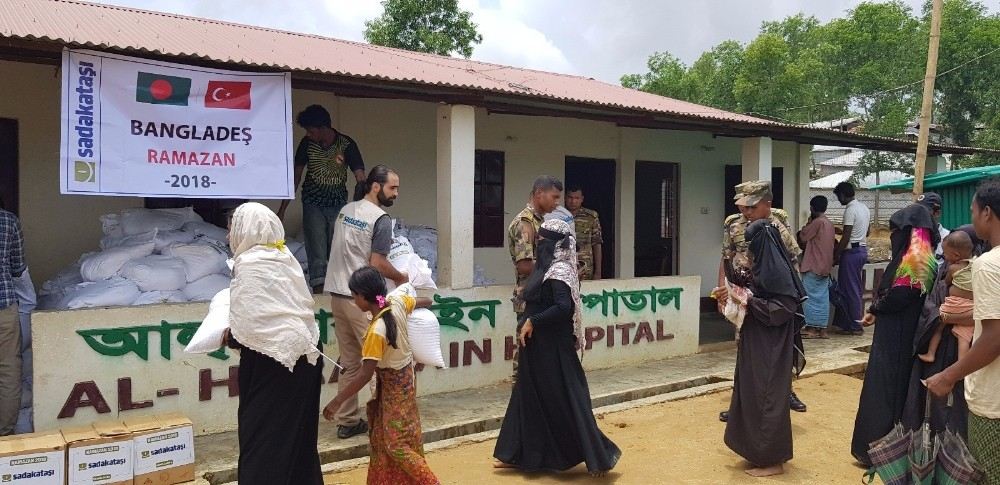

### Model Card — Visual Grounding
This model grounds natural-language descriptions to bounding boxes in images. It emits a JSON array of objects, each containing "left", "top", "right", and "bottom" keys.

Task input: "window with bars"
[
  {"left": 474, "top": 150, "right": 506, "bottom": 248},
  {"left": 660, "top": 177, "right": 676, "bottom": 240}
]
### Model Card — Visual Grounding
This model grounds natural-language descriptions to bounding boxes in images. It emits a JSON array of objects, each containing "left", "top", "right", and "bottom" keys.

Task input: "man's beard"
[{"left": 378, "top": 189, "right": 395, "bottom": 207}]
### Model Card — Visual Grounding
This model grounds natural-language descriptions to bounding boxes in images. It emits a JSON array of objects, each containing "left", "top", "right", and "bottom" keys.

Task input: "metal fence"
[{"left": 809, "top": 189, "right": 912, "bottom": 227}]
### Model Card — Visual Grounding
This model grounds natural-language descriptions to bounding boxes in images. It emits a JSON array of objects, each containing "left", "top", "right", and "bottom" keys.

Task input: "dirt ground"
[{"left": 324, "top": 373, "right": 874, "bottom": 485}]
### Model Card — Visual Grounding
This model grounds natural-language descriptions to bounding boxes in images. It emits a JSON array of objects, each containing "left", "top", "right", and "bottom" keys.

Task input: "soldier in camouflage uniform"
[
  {"left": 507, "top": 176, "right": 563, "bottom": 381},
  {"left": 566, "top": 187, "right": 603, "bottom": 280},
  {"left": 717, "top": 180, "right": 808, "bottom": 418}
]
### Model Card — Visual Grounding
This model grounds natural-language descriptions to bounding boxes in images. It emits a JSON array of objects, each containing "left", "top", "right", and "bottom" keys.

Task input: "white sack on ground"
[
  {"left": 120, "top": 207, "right": 202, "bottom": 235},
  {"left": 152, "top": 229, "right": 197, "bottom": 252},
  {"left": 61, "top": 277, "right": 141, "bottom": 309},
  {"left": 182, "top": 221, "right": 229, "bottom": 243},
  {"left": 183, "top": 274, "right": 231, "bottom": 301},
  {"left": 185, "top": 288, "right": 230, "bottom": 354},
  {"left": 133, "top": 290, "right": 187, "bottom": 306},
  {"left": 286, "top": 239, "right": 308, "bottom": 273},
  {"left": 163, "top": 243, "right": 230, "bottom": 282},
  {"left": 80, "top": 241, "right": 155, "bottom": 281},
  {"left": 120, "top": 255, "right": 187, "bottom": 291},
  {"left": 388, "top": 284, "right": 446, "bottom": 368},
  {"left": 100, "top": 229, "right": 158, "bottom": 251}
]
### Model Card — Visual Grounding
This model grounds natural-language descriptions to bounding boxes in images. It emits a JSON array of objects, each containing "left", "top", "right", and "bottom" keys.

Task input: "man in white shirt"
[
  {"left": 926, "top": 179, "right": 1000, "bottom": 483},
  {"left": 833, "top": 182, "right": 870, "bottom": 335}
]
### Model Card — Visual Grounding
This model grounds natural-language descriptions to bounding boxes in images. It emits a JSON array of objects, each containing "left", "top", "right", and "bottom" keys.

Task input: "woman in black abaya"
[
  {"left": 493, "top": 219, "right": 621, "bottom": 475},
  {"left": 723, "top": 219, "right": 806, "bottom": 477},
  {"left": 850, "top": 204, "right": 939, "bottom": 466}
]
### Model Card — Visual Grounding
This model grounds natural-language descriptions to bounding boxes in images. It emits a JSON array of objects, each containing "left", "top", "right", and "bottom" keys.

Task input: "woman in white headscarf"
[
  {"left": 226, "top": 202, "right": 323, "bottom": 485},
  {"left": 493, "top": 219, "right": 621, "bottom": 476}
]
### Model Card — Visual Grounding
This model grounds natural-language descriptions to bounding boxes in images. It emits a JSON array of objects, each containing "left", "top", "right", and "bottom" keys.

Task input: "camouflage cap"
[{"left": 733, "top": 180, "right": 773, "bottom": 207}]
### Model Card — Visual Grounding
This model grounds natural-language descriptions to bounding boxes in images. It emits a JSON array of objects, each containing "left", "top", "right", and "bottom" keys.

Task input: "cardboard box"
[
  {"left": 63, "top": 421, "right": 134, "bottom": 485},
  {"left": 0, "top": 431, "right": 66, "bottom": 484},
  {"left": 123, "top": 414, "right": 194, "bottom": 485}
]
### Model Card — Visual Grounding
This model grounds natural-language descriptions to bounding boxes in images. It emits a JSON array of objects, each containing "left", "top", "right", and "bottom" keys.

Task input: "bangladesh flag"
[{"left": 135, "top": 72, "right": 191, "bottom": 106}]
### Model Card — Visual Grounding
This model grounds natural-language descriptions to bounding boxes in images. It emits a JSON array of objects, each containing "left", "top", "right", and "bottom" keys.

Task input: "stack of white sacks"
[{"left": 38, "top": 207, "right": 308, "bottom": 310}]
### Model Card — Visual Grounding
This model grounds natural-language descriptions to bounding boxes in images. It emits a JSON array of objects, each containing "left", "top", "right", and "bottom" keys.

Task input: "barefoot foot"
[
  {"left": 493, "top": 460, "right": 517, "bottom": 469},
  {"left": 746, "top": 464, "right": 784, "bottom": 477}
]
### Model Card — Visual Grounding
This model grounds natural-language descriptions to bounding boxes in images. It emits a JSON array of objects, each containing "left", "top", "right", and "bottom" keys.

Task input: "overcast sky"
[{"left": 93, "top": 0, "right": 943, "bottom": 84}]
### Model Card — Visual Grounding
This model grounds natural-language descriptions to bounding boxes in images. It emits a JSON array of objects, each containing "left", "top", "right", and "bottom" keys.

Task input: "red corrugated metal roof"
[
  {"left": 0, "top": 0, "right": 997, "bottom": 156},
  {"left": 1, "top": 0, "right": 767, "bottom": 122}
]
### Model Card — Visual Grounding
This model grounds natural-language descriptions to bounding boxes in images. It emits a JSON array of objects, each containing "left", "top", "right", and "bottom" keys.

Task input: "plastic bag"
[
  {"left": 388, "top": 284, "right": 446, "bottom": 368},
  {"left": 120, "top": 255, "right": 188, "bottom": 292},
  {"left": 185, "top": 288, "right": 230, "bottom": 354},
  {"left": 181, "top": 221, "right": 229, "bottom": 243},
  {"left": 388, "top": 236, "right": 437, "bottom": 289}
]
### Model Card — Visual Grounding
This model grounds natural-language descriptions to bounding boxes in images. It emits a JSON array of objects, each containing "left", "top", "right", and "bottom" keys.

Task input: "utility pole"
[{"left": 913, "top": 0, "right": 944, "bottom": 199}]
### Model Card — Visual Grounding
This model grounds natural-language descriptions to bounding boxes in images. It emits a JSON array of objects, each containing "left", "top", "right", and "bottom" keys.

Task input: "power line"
[{"left": 772, "top": 44, "right": 1000, "bottom": 113}]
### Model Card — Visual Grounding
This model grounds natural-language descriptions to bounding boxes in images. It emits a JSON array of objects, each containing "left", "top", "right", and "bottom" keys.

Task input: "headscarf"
[
  {"left": 539, "top": 219, "right": 585, "bottom": 352},
  {"left": 228, "top": 203, "right": 320, "bottom": 371},
  {"left": 880, "top": 204, "right": 938, "bottom": 296},
  {"left": 746, "top": 219, "right": 805, "bottom": 301}
]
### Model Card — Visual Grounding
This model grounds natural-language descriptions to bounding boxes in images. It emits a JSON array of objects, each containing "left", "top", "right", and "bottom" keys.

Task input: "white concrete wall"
[
  {"left": 4, "top": 59, "right": 803, "bottom": 297},
  {"left": 1, "top": 60, "right": 142, "bottom": 284},
  {"left": 33, "top": 276, "right": 699, "bottom": 435}
]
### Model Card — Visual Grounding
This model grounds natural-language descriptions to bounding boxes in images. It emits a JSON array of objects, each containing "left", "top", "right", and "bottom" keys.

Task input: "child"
[
  {"left": 322, "top": 266, "right": 440, "bottom": 485},
  {"left": 919, "top": 231, "right": 976, "bottom": 363}
]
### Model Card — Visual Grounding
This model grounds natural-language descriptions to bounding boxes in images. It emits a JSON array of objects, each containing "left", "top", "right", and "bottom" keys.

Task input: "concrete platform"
[{"left": 195, "top": 330, "right": 872, "bottom": 484}]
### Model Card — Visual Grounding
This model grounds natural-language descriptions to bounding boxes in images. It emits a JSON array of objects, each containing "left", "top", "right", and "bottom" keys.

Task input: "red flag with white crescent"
[{"left": 204, "top": 81, "right": 251, "bottom": 110}]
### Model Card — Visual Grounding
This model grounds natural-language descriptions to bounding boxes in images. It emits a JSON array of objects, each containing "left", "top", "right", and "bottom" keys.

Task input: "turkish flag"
[{"left": 204, "top": 81, "right": 252, "bottom": 109}]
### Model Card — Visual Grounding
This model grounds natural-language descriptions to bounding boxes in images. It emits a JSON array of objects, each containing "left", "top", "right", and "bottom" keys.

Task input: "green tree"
[
  {"left": 621, "top": 52, "right": 691, "bottom": 100},
  {"left": 852, "top": 151, "right": 914, "bottom": 185},
  {"left": 364, "top": 0, "right": 483, "bottom": 58}
]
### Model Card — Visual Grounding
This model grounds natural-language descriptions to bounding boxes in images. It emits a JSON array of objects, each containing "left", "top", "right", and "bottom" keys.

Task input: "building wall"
[{"left": 1, "top": 60, "right": 142, "bottom": 284}]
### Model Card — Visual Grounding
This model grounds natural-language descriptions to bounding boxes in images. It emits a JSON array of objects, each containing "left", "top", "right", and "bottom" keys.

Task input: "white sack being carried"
[
  {"left": 183, "top": 274, "right": 232, "bottom": 301},
  {"left": 163, "top": 243, "right": 230, "bottom": 282},
  {"left": 185, "top": 288, "right": 230, "bottom": 354},
  {"left": 61, "top": 277, "right": 141, "bottom": 309},
  {"left": 388, "top": 237, "right": 436, "bottom": 290},
  {"left": 80, "top": 241, "right": 155, "bottom": 282},
  {"left": 133, "top": 290, "right": 187, "bottom": 306},
  {"left": 120, "top": 207, "right": 202, "bottom": 235},
  {"left": 388, "top": 283, "right": 446, "bottom": 368},
  {"left": 100, "top": 229, "right": 157, "bottom": 251},
  {"left": 182, "top": 221, "right": 229, "bottom": 243},
  {"left": 153, "top": 230, "right": 197, "bottom": 252},
  {"left": 120, "top": 255, "right": 187, "bottom": 291}
]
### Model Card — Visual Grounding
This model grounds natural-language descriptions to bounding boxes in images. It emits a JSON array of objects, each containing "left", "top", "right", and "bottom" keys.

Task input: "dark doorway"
[
  {"left": 565, "top": 156, "right": 616, "bottom": 278},
  {"left": 634, "top": 161, "right": 679, "bottom": 277},
  {"left": 723, "top": 165, "right": 784, "bottom": 217},
  {"left": 0, "top": 119, "right": 18, "bottom": 214}
]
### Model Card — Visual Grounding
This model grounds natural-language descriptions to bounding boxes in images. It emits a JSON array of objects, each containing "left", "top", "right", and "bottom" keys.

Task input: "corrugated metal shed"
[{"left": 873, "top": 165, "right": 1000, "bottom": 228}]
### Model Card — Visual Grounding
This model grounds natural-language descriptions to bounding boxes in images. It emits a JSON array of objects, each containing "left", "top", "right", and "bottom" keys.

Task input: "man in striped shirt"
[
  {"left": 0, "top": 203, "right": 26, "bottom": 435},
  {"left": 278, "top": 105, "right": 366, "bottom": 293}
]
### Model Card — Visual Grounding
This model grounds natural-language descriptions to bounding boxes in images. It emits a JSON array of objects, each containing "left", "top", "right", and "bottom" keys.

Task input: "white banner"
[{"left": 60, "top": 49, "right": 294, "bottom": 199}]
